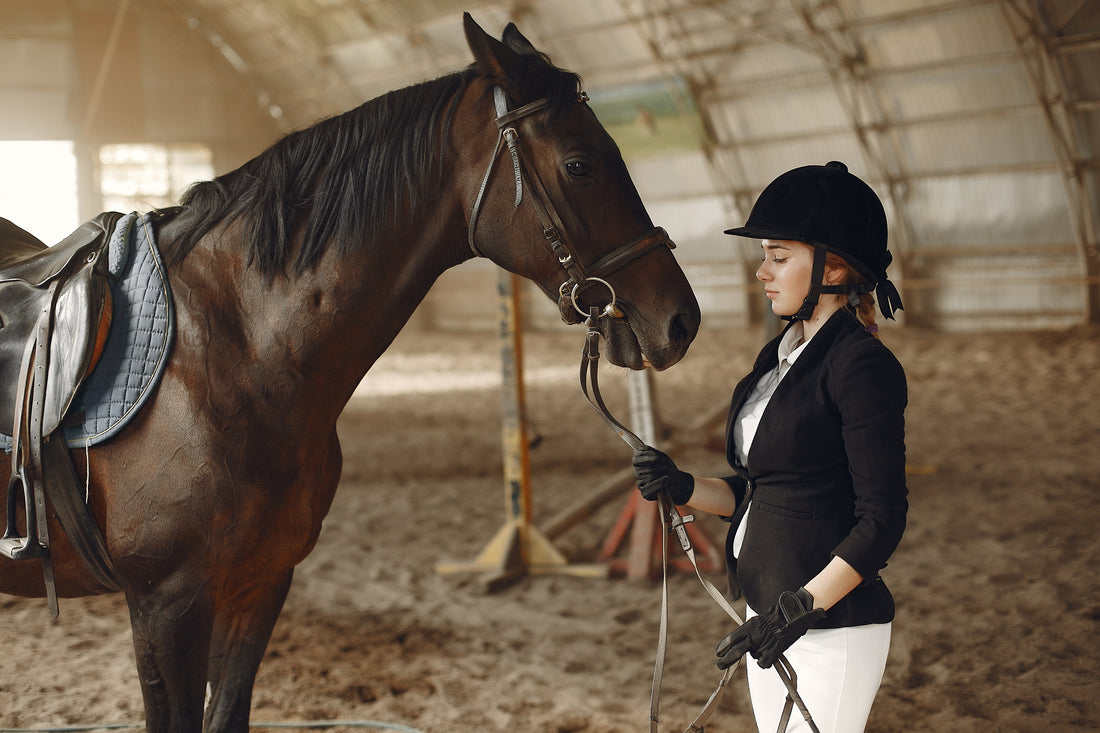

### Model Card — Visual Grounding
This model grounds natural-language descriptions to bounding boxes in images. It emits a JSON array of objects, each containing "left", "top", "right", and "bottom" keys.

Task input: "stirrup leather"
[{"left": 0, "top": 290, "right": 56, "bottom": 561}]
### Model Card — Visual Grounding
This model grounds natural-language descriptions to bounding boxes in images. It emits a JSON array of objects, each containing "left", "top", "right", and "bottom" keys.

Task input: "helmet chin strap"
[{"left": 783, "top": 246, "right": 871, "bottom": 322}]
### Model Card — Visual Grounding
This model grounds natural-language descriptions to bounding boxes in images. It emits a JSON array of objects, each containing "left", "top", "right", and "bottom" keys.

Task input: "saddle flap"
[
  {"left": 44, "top": 268, "right": 112, "bottom": 435},
  {"left": 0, "top": 279, "right": 47, "bottom": 430}
]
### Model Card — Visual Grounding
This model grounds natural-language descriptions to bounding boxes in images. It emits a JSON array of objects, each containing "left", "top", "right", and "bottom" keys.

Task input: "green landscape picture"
[{"left": 588, "top": 77, "right": 705, "bottom": 160}]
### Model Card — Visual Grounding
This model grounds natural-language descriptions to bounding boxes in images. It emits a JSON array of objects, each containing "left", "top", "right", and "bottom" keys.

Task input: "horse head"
[{"left": 460, "top": 14, "right": 700, "bottom": 371}]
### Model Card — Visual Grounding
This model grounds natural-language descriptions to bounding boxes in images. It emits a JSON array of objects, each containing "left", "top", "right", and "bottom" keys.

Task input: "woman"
[{"left": 633, "top": 161, "right": 908, "bottom": 733}]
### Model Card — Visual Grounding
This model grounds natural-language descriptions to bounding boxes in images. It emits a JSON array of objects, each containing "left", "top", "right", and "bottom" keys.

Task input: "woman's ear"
[{"left": 823, "top": 262, "right": 847, "bottom": 286}]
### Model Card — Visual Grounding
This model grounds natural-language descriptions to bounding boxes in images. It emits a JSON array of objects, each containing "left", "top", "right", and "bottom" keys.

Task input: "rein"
[
  {"left": 467, "top": 86, "right": 675, "bottom": 324},
  {"left": 467, "top": 80, "right": 818, "bottom": 732},
  {"left": 579, "top": 309, "right": 820, "bottom": 733}
]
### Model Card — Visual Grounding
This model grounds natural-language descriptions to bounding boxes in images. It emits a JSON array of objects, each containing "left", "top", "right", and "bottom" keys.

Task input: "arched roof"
[
  {"left": 167, "top": 0, "right": 1100, "bottom": 330},
  {"left": 3, "top": 0, "right": 1098, "bottom": 330}
]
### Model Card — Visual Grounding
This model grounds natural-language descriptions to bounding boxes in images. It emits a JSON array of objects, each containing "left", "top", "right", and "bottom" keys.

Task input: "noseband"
[{"left": 467, "top": 86, "right": 675, "bottom": 324}]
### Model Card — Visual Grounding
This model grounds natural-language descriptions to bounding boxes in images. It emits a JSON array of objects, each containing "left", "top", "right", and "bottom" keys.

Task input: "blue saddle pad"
[
  {"left": 65, "top": 212, "right": 175, "bottom": 446},
  {"left": 0, "top": 212, "right": 176, "bottom": 450}
]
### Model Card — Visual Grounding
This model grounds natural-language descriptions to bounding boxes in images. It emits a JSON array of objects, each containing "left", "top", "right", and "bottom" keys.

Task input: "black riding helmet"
[{"left": 725, "top": 161, "right": 903, "bottom": 321}]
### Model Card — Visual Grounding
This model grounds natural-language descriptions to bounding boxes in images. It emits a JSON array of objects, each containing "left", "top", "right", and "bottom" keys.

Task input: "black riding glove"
[
  {"left": 632, "top": 446, "right": 694, "bottom": 505},
  {"left": 715, "top": 587, "right": 825, "bottom": 670}
]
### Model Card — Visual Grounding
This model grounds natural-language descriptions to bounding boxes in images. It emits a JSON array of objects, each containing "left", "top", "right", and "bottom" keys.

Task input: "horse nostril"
[{"left": 669, "top": 306, "right": 701, "bottom": 349}]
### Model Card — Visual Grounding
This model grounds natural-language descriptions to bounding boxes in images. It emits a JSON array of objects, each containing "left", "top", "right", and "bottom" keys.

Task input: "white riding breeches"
[{"left": 744, "top": 608, "right": 891, "bottom": 733}]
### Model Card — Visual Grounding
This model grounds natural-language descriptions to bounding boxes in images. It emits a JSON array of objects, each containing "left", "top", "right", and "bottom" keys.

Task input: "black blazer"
[{"left": 722, "top": 309, "right": 908, "bottom": 628}]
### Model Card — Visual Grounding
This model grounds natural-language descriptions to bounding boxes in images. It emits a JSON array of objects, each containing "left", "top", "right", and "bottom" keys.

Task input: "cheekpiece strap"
[{"left": 786, "top": 246, "right": 829, "bottom": 321}]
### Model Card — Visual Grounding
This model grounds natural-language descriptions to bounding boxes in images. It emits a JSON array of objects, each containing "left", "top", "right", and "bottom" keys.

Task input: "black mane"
[{"left": 163, "top": 50, "right": 581, "bottom": 277}]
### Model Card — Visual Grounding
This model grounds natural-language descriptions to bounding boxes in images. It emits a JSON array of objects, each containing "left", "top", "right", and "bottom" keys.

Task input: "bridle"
[
  {"left": 468, "top": 83, "right": 818, "bottom": 733},
  {"left": 467, "top": 86, "right": 675, "bottom": 325}
]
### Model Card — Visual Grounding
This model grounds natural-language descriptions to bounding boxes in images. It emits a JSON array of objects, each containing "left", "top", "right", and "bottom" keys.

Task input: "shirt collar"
[{"left": 778, "top": 321, "right": 812, "bottom": 364}]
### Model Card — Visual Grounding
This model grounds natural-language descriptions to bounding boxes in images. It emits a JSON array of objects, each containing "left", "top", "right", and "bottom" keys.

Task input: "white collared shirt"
[
  {"left": 731, "top": 321, "right": 811, "bottom": 558},
  {"left": 733, "top": 321, "right": 810, "bottom": 467}
]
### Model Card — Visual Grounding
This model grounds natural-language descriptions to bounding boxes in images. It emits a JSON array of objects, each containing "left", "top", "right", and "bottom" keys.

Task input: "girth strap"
[{"left": 41, "top": 437, "right": 120, "bottom": 593}]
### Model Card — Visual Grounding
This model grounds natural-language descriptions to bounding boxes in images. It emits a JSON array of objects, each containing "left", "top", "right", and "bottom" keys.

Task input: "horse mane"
[{"left": 163, "top": 48, "right": 582, "bottom": 277}]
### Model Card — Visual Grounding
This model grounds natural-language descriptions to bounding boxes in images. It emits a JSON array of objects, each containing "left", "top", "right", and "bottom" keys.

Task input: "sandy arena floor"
[{"left": 2, "top": 322, "right": 1099, "bottom": 732}]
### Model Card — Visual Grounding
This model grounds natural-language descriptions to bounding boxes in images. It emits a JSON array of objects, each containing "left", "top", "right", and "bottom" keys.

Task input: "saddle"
[{"left": 0, "top": 214, "right": 123, "bottom": 613}]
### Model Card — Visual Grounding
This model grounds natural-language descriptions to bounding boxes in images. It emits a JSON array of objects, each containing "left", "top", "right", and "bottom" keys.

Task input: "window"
[
  {"left": 98, "top": 143, "right": 213, "bottom": 213},
  {"left": 0, "top": 140, "right": 79, "bottom": 245}
]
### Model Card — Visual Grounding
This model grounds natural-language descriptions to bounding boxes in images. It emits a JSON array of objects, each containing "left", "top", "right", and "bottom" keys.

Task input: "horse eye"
[{"left": 565, "top": 159, "right": 593, "bottom": 178}]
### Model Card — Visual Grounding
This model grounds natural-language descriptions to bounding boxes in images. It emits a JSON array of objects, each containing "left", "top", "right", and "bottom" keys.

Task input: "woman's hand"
[
  {"left": 632, "top": 446, "right": 694, "bottom": 505},
  {"left": 715, "top": 587, "right": 826, "bottom": 669}
]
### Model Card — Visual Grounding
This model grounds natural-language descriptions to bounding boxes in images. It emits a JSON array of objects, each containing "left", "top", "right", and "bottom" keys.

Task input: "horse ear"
[
  {"left": 501, "top": 22, "right": 539, "bottom": 55},
  {"left": 463, "top": 13, "right": 530, "bottom": 99}
]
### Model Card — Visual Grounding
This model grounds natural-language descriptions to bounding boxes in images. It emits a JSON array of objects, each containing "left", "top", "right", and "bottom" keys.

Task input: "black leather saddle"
[{"left": 0, "top": 214, "right": 122, "bottom": 612}]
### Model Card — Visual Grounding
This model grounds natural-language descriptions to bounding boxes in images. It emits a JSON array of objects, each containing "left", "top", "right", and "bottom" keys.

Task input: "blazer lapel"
[
  {"left": 725, "top": 325, "right": 789, "bottom": 471},
  {"left": 724, "top": 311, "right": 859, "bottom": 472}
]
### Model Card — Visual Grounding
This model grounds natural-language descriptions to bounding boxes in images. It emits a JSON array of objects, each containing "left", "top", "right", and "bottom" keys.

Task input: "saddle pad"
[
  {"left": 64, "top": 212, "right": 175, "bottom": 446},
  {"left": 0, "top": 213, "right": 175, "bottom": 450}
]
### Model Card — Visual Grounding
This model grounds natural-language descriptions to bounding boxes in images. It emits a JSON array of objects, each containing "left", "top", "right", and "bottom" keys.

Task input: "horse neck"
[{"left": 169, "top": 209, "right": 469, "bottom": 422}]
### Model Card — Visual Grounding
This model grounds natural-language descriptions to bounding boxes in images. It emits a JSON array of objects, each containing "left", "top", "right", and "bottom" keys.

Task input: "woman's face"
[{"left": 756, "top": 239, "right": 814, "bottom": 317}]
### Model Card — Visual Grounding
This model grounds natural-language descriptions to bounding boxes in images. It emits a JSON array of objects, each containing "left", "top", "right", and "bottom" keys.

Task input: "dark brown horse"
[{"left": 0, "top": 14, "right": 699, "bottom": 732}]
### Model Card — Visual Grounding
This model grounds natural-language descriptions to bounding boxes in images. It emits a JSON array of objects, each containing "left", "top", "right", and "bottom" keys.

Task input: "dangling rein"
[{"left": 578, "top": 308, "right": 820, "bottom": 733}]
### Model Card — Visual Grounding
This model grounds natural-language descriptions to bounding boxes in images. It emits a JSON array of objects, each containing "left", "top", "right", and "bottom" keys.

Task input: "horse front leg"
[
  {"left": 203, "top": 570, "right": 294, "bottom": 733},
  {"left": 126, "top": 579, "right": 215, "bottom": 733}
]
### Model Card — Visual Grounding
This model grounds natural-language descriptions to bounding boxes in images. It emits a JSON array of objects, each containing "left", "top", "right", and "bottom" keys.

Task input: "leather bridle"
[
  {"left": 468, "top": 82, "right": 819, "bottom": 733},
  {"left": 467, "top": 86, "right": 675, "bottom": 325}
]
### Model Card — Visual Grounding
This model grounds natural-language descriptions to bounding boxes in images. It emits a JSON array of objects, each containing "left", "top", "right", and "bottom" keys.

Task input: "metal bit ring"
[{"left": 571, "top": 277, "right": 623, "bottom": 319}]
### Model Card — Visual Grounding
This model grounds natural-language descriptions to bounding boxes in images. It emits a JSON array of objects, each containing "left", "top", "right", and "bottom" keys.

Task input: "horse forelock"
[{"left": 165, "top": 70, "right": 475, "bottom": 276}]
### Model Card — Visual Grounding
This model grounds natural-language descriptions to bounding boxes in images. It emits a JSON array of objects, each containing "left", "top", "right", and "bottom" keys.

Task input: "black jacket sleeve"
[{"left": 825, "top": 333, "right": 909, "bottom": 580}]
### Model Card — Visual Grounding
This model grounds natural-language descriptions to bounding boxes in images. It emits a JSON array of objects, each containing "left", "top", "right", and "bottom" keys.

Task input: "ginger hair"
[{"left": 825, "top": 251, "right": 879, "bottom": 338}]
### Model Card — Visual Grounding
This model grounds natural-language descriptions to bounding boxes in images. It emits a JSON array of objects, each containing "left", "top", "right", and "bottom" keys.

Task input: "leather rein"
[
  {"left": 467, "top": 86, "right": 674, "bottom": 324},
  {"left": 466, "top": 84, "right": 818, "bottom": 732},
  {"left": 580, "top": 318, "right": 820, "bottom": 732}
]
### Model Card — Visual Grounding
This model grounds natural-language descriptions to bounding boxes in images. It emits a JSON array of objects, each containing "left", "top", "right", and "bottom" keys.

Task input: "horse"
[{"left": 0, "top": 14, "right": 699, "bottom": 732}]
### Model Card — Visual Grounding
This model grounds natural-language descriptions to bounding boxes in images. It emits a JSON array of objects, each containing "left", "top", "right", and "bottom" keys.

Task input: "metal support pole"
[{"left": 436, "top": 272, "right": 606, "bottom": 589}]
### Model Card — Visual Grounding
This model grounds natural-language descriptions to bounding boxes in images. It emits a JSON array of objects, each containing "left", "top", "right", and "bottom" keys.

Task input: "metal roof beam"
[
  {"left": 698, "top": 48, "right": 1023, "bottom": 105},
  {"left": 785, "top": 0, "right": 916, "bottom": 277},
  {"left": 999, "top": 0, "right": 1100, "bottom": 321},
  {"left": 704, "top": 101, "right": 1048, "bottom": 153}
]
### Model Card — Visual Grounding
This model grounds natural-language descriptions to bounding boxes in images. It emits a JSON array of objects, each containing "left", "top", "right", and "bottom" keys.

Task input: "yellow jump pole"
[{"left": 436, "top": 272, "right": 605, "bottom": 590}]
